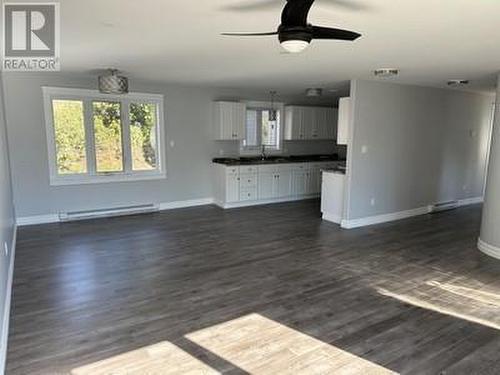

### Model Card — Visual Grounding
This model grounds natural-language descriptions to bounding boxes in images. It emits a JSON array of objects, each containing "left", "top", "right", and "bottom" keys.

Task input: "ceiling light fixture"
[
  {"left": 306, "top": 88, "right": 323, "bottom": 97},
  {"left": 280, "top": 39, "right": 310, "bottom": 53},
  {"left": 98, "top": 68, "right": 129, "bottom": 94},
  {"left": 374, "top": 68, "right": 399, "bottom": 78},
  {"left": 447, "top": 79, "right": 469, "bottom": 86}
]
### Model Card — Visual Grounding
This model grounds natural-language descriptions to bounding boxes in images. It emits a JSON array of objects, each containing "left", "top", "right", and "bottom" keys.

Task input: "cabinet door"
[
  {"left": 337, "top": 97, "right": 351, "bottom": 145},
  {"left": 226, "top": 174, "right": 240, "bottom": 202},
  {"left": 292, "top": 170, "right": 308, "bottom": 196},
  {"left": 290, "top": 107, "right": 305, "bottom": 140},
  {"left": 326, "top": 108, "right": 337, "bottom": 140},
  {"left": 258, "top": 172, "right": 275, "bottom": 200},
  {"left": 302, "top": 107, "right": 314, "bottom": 140},
  {"left": 277, "top": 170, "right": 292, "bottom": 197},
  {"left": 308, "top": 166, "right": 321, "bottom": 194},
  {"left": 232, "top": 103, "right": 246, "bottom": 140}
]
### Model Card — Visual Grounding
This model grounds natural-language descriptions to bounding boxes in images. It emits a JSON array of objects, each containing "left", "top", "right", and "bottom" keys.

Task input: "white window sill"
[{"left": 49, "top": 172, "right": 167, "bottom": 186}]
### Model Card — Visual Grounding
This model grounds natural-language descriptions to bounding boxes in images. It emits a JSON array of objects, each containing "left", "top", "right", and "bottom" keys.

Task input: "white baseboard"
[
  {"left": 1, "top": 225, "right": 17, "bottom": 375},
  {"left": 216, "top": 195, "right": 319, "bottom": 209},
  {"left": 341, "top": 206, "right": 431, "bottom": 229},
  {"left": 458, "top": 196, "right": 484, "bottom": 206},
  {"left": 159, "top": 198, "right": 214, "bottom": 211},
  {"left": 17, "top": 198, "right": 216, "bottom": 226},
  {"left": 16, "top": 214, "right": 59, "bottom": 226},
  {"left": 478, "top": 238, "right": 500, "bottom": 260}
]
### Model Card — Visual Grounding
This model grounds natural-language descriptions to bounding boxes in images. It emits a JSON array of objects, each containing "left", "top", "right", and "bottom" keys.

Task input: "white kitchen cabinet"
[
  {"left": 337, "top": 97, "right": 351, "bottom": 145},
  {"left": 213, "top": 101, "right": 246, "bottom": 140},
  {"left": 214, "top": 161, "right": 333, "bottom": 208},
  {"left": 285, "top": 106, "right": 336, "bottom": 141},
  {"left": 321, "top": 170, "right": 346, "bottom": 224},
  {"left": 226, "top": 173, "right": 240, "bottom": 203}
]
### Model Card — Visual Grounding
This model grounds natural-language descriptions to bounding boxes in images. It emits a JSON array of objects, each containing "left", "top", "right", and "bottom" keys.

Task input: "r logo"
[{"left": 3, "top": 3, "right": 60, "bottom": 70}]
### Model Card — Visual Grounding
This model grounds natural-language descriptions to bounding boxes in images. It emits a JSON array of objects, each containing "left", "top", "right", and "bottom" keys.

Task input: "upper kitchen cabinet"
[
  {"left": 213, "top": 101, "right": 246, "bottom": 140},
  {"left": 284, "top": 106, "right": 337, "bottom": 141},
  {"left": 337, "top": 97, "right": 351, "bottom": 145}
]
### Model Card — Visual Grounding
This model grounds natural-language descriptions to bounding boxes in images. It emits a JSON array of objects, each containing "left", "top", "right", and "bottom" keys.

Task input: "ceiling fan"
[{"left": 222, "top": 0, "right": 361, "bottom": 53}]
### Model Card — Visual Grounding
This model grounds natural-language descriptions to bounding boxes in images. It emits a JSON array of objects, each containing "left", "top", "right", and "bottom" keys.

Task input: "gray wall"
[
  {"left": 0, "top": 73, "right": 16, "bottom": 369},
  {"left": 2, "top": 72, "right": 342, "bottom": 218},
  {"left": 346, "top": 79, "right": 493, "bottom": 220}
]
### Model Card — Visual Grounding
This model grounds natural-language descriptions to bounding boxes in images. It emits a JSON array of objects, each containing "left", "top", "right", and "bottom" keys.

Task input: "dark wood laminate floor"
[{"left": 7, "top": 200, "right": 500, "bottom": 374}]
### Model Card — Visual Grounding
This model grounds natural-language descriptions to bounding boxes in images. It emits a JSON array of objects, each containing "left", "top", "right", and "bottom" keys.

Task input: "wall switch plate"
[
  {"left": 169, "top": 140, "right": 175, "bottom": 148},
  {"left": 361, "top": 145, "right": 368, "bottom": 154},
  {"left": 370, "top": 198, "right": 376, "bottom": 206}
]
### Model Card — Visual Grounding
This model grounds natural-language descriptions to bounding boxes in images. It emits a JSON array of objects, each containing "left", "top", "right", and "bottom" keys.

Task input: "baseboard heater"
[
  {"left": 429, "top": 200, "right": 459, "bottom": 213},
  {"left": 59, "top": 204, "right": 159, "bottom": 222}
]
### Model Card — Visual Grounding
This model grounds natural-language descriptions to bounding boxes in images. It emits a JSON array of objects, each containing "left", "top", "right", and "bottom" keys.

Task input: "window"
[
  {"left": 43, "top": 87, "right": 165, "bottom": 185},
  {"left": 242, "top": 102, "right": 282, "bottom": 152}
]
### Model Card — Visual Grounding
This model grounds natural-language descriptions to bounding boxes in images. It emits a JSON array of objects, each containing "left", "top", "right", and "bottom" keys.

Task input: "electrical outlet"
[
  {"left": 169, "top": 140, "right": 175, "bottom": 148},
  {"left": 4, "top": 242, "right": 8, "bottom": 257},
  {"left": 219, "top": 149, "right": 225, "bottom": 156},
  {"left": 463, "top": 184, "right": 468, "bottom": 191},
  {"left": 361, "top": 145, "right": 368, "bottom": 154},
  {"left": 370, "top": 198, "right": 376, "bottom": 206}
]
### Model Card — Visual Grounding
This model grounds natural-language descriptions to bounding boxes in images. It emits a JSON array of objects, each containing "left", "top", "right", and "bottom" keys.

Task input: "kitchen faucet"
[{"left": 261, "top": 145, "right": 267, "bottom": 160}]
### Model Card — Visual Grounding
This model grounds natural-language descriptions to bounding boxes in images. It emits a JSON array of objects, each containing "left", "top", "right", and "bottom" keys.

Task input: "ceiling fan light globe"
[{"left": 280, "top": 40, "right": 309, "bottom": 53}]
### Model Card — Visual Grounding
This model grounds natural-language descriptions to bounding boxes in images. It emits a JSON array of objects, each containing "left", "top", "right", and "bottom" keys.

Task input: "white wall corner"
[{"left": 1, "top": 225, "right": 17, "bottom": 375}]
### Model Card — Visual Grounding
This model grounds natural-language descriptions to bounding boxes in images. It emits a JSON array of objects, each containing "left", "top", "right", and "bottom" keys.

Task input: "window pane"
[
  {"left": 245, "top": 109, "right": 258, "bottom": 147},
  {"left": 129, "top": 103, "right": 158, "bottom": 171},
  {"left": 262, "top": 110, "right": 279, "bottom": 147},
  {"left": 52, "top": 100, "right": 87, "bottom": 175},
  {"left": 93, "top": 101, "right": 124, "bottom": 173}
]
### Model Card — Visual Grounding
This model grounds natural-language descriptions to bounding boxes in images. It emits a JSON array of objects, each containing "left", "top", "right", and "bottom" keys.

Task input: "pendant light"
[
  {"left": 269, "top": 90, "right": 277, "bottom": 122},
  {"left": 98, "top": 68, "right": 129, "bottom": 94}
]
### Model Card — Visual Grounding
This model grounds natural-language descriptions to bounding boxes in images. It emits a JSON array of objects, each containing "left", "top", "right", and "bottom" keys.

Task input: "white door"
[
  {"left": 277, "top": 170, "right": 292, "bottom": 197},
  {"left": 290, "top": 107, "right": 304, "bottom": 140},
  {"left": 292, "top": 170, "right": 308, "bottom": 196},
  {"left": 258, "top": 172, "right": 275, "bottom": 200},
  {"left": 226, "top": 174, "right": 240, "bottom": 202},
  {"left": 337, "top": 97, "right": 351, "bottom": 145},
  {"left": 232, "top": 103, "right": 246, "bottom": 140}
]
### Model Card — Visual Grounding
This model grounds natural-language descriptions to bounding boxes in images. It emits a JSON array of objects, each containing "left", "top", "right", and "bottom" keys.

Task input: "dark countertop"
[{"left": 213, "top": 154, "right": 346, "bottom": 166}]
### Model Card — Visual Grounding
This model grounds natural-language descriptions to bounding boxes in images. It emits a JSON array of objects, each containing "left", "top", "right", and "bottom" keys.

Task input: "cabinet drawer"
[
  {"left": 240, "top": 187, "right": 258, "bottom": 201},
  {"left": 240, "top": 174, "right": 258, "bottom": 188},
  {"left": 240, "top": 165, "right": 258, "bottom": 174},
  {"left": 258, "top": 164, "right": 280, "bottom": 173}
]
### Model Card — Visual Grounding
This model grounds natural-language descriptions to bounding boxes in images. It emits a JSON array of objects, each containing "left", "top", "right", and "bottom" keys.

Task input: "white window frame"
[
  {"left": 240, "top": 101, "right": 284, "bottom": 155},
  {"left": 42, "top": 86, "right": 166, "bottom": 186}
]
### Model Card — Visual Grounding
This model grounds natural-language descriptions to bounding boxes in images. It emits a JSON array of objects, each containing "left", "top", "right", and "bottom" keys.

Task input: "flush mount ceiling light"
[
  {"left": 306, "top": 88, "right": 323, "bottom": 97},
  {"left": 98, "top": 69, "right": 129, "bottom": 94},
  {"left": 447, "top": 79, "right": 469, "bottom": 86},
  {"left": 374, "top": 68, "right": 399, "bottom": 78}
]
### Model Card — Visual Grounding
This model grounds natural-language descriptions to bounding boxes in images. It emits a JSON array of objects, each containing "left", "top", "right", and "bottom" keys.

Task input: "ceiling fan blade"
[
  {"left": 281, "top": 0, "right": 315, "bottom": 26},
  {"left": 221, "top": 31, "right": 278, "bottom": 36},
  {"left": 312, "top": 26, "right": 361, "bottom": 41}
]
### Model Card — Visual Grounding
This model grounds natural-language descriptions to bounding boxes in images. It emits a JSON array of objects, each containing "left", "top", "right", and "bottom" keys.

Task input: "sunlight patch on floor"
[
  {"left": 378, "top": 287, "right": 500, "bottom": 330},
  {"left": 71, "top": 341, "right": 218, "bottom": 375},
  {"left": 426, "top": 280, "right": 500, "bottom": 307},
  {"left": 186, "top": 313, "right": 397, "bottom": 375}
]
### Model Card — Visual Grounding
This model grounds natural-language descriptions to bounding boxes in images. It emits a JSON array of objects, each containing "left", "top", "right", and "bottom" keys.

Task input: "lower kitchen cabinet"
[{"left": 213, "top": 161, "right": 338, "bottom": 209}]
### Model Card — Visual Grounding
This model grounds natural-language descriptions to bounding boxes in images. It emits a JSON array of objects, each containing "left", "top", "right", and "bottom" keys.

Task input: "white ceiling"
[{"left": 59, "top": 0, "right": 500, "bottom": 94}]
